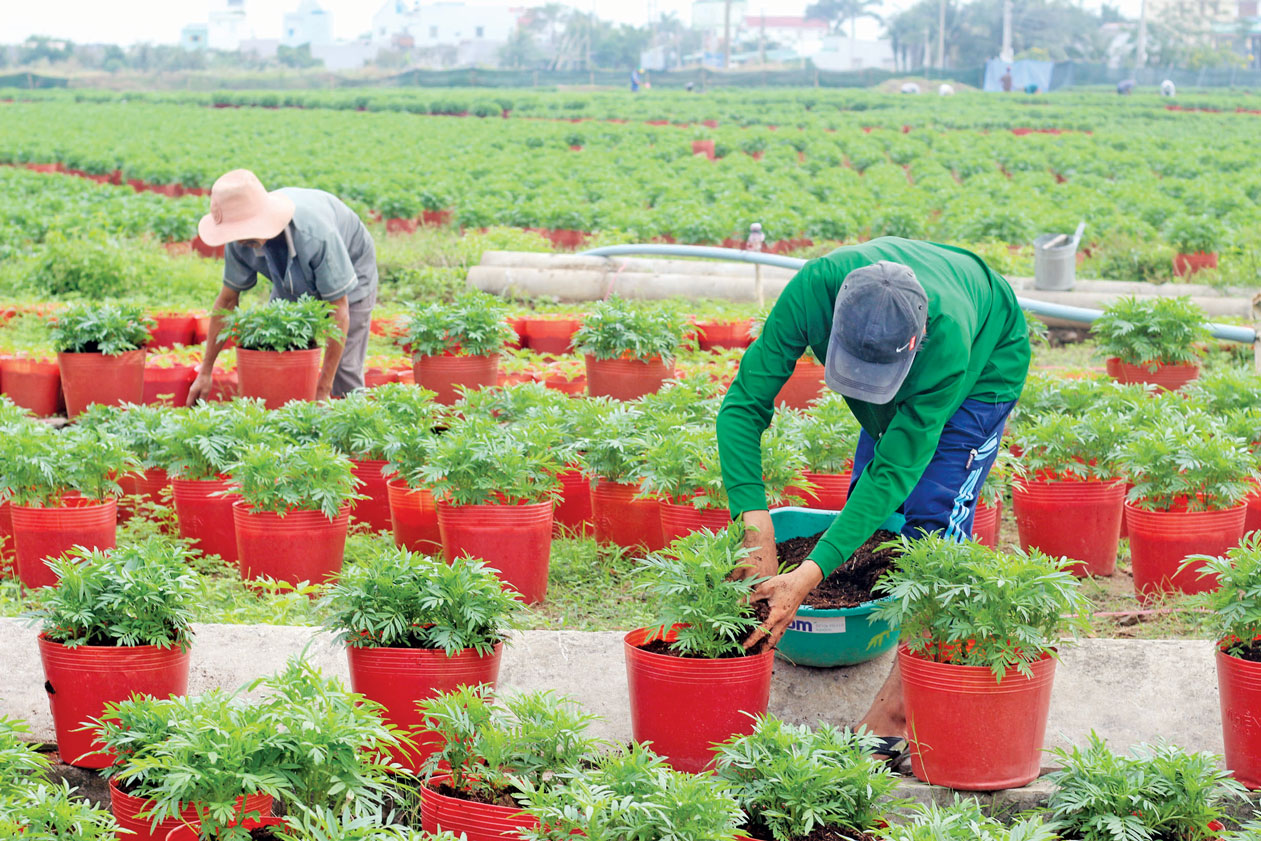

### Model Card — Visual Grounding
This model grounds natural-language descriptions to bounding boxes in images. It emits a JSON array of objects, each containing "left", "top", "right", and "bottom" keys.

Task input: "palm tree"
[{"left": 806, "top": 0, "right": 885, "bottom": 41}]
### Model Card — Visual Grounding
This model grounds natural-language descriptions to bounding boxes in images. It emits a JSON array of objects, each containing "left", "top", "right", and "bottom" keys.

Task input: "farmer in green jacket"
[{"left": 717, "top": 237, "right": 1030, "bottom": 757}]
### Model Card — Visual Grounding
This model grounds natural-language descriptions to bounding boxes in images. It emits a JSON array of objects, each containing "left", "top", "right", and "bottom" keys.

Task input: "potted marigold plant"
[
  {"left": 417, "top": 415, "right": 562, "bottom": 603},
  {"left": 1186, "top": 536, "right": 1261, "bottom": 790},
  {"left": 573, "top": 296, "right": 687, "bottom": 400},
  {"left": 521, "top": 742, "right": 744, "bottom": 841},
  {"left": 974, "top": 446, "right": 1020, "bottom": 548},
  {"left": 0, "top": 718, "right": 121, "bottom": 839},
  {"left": 417, "top": 685, "right": 601, "bottom": 841},
  {"left": 1092, "top": 296, "right": 1209, "bottom": 391},
  {"left": 642, "top": 421, "right": 806, "bottom": 543},
  {"left": 158, "top": 400, "right": 276, "bottom": 565},
  {"left": 0, "top": 312, "right": 62, "bottom": 417},
  {"left": 0, "top": 424, "right": 134, "bottom": 589},
  {"left": 1046, "top": 734, "right": 1247, "bottom": 841},
  {"left": 1165, "top": 213, "right": 1221, "bottom": 277},
  {"left": 26, "top": 539, "right": 195, "bottom": 770},
  {"left": 626, "top": 526, "right": 772, "bottom": 773},
  {"left": 97, "top": 658, "right": 401, "bottom": 841},
  {"left": 869, "top": 535, "right": 1089, "bottom": 790},
  {"left": 779, "top": 395, "right": 862, "bottom": 510},
  {"left": 1012, "top": 411, "right": 1131, "bottom": 577},
  {"left": 713, "top": 717, "right": 901, "bottom": 841},
  {"left": 318, "top": 385, "right": 439, "bottom": 533},
  {"left": 405, "top": 292, "right": 515, "bottom": 405},
  {"left": 78, "top": 404, "right": 174, "bottom": 512},
  {"left": 579, "top": 400, "right": 663, "bottom": 552},
  {"left": 1116, "top": 417, "right": 1257, "bottom": 602},
  {"left": 220, "top": 298, "right": 339, "bottom": 409},
  {"left": 51, "top": 302, "right": 154, "bottom": 417},
  {"left": 225, "top": 442, "right": 362, "bottom": 589},
  {"left": 321, "top": 546, "right": 522, "bottom": 772}
]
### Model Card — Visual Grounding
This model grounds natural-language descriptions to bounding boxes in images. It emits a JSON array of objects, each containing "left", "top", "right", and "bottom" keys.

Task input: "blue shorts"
[{"left": 848, "top": 398, "right": 1016, "bottom": 542}]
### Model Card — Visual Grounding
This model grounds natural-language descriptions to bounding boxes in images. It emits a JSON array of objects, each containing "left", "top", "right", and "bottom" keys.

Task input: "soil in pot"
[
  {"left": 744, "top": 819, "right": 876, "bottom": 841},
  {"left": 637, "top": 600, "right": 773, "bottom": 658},
  {"left": 1236, "top": 640, "right": 1261, "bottom": 664},
  {"left": 432, "top": 780, "right": 519, "bottom": 809},
  {"left": 777, "top": 529, "right": 900, "bottom": 609}
]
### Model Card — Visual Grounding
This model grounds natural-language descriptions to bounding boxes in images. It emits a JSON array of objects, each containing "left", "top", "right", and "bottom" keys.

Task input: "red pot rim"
[
  {"left": 1124, "top": 500, "right": 1247, "bottom": 518},
  {"left": 231, "top": 500, "right": 351, "bottom": 522},
  {"left": 624, "top": 625, "right": 772, "bottom": 665},
  {"left": 235, "top": 347, "right": 321, "bottom": 358},
  {"left": 37, "top": 631, "right": 189, "bottom": 658}
]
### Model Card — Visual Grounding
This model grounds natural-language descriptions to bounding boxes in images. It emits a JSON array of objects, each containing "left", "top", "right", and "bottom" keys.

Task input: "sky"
[{"left": 3, "top": 0, "right": 1142, "bottom": 48}]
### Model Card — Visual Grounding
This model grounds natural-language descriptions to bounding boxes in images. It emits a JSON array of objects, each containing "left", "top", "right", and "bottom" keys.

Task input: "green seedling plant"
[
  {"left": 1015, "top": 411, "right": 1131, "bottom": 481},
  {"left": 0, "top": 715, "right": 50, "bottom": 799},
  {"left": 220, "top": 297, "right": 338, "bottom": 351},
  {"left": 874, "top": 799, "right": 1058, "bottom": 841},
  {"left": 637, "top": 525, "right": 764, "bottom": 658},
  {"left": 366, "top": 381, "right": 442, "bottom": 429},
  {"left": 321, "top": 546, "right": 522, "bottom": 654},
  {"left": 27, "top": 538, "right": 197, "bottom": 649},
  {"left": 1184, "top": 367, "right": 1261, "bottom": 414},
  {"left": 1164, "top": 214, "right": 1220, "bottom": 254},
  {"left": 1091, "top": 295, "right": 1210, "bottom": 368},
  {"left": 1184, "top": 534, "right": 1261, "bottom": 658},
  {"left": 713, "top": 717, "right": 902, "bottom": 841},
  {"left": 1116, "top": 419, "right": 1258, "bottom": 512},
  {"left": 573, "top": 295, "right": 689, "bottom": 362},
  {"left": 640, "top": 421, "right": 806, "bottom": 510},
  {"left": 404, "top": 291, "right": 514, "bottom": 356},
  {"left": 49, "top": 301, "right": 154, "bottom": 354},
  {"left": 158, "top": 400, "right": 278, "bottom": 481},
  {"left": 520, "top": 742, "right": 743, "bottom": 841},
  {"left": 275, "top": 805, "right": 463, "bottom": 841},
  {"left": 418, "top": 684, "right": 601, "bottom": 804},
  {"left": 225, "top": 442, "right": 362, "bottom": 519},
  {"left": 1045, "top": 732, "right": 1247, "bottom": 841},
  {"left": 779, "top": 394, "right": 863, "bottom": 474},
  {"left": 870, "top": 535, "right": 1090, "bottom": 680},
  {"left": 319, "top": 388, "right": 439, "bottom": 461},
  {"left": 0, "top": 424, "right": 136, "bottom": 507},
  {"left": 454, "top": 381, "right": 572, "bottom": 425},
  {"left": 634, "top": 372, "right": 725, "bottom": 427},
  {"left": 578, "top": 402, "right": 651, "bottom": 483},
  {"left": 1011, "top": 374, "right": 1147, "bottom": 432},
  {"left": 76, "top": 402, "right": 174, "bottom": 471},
  {"left": 0, "top": 395, "right": 32, "bottom": 425},
  {"left": 417, "top": 415, "right": 562, "bottom": 505},
  {"left": 272, "top": 398, "right": 329, "bottom": 445}
]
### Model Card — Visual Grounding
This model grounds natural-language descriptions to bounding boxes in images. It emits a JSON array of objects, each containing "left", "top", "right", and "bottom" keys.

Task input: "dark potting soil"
[
  {"left": 1236, "top": 641, "right": 1261, "bottom": 664},
  {"left": 635, "top": 600, "right": 773, "bottom": 658},
  {"left": 745, "top": 818, "right": 877, "bottom": 841},
  {"left": 249, "top": 828, "right": 281, "bottom": 841},
  {"left": 778, "top": 529, "right": 900, "bottom": 609},
  {"left": 434, "top": 780, "right": 520, "bottom": 810}
]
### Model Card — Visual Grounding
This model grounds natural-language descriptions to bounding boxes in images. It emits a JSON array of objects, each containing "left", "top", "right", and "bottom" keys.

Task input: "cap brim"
[
  {"left": 196, "top": 191, "right": 295, "bottom": 248},
  {"left": 824, "top": 339, "right": 917, "bottom": 405}
]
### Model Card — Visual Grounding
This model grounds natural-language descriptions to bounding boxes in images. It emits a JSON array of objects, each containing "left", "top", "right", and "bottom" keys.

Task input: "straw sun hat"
[{"left": 197, "top": 169, "right": 295, "bottom": 247}]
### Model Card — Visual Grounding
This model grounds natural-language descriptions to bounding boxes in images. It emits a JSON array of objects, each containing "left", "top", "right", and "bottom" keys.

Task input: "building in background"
[
  {"left": 369, "top": 1, "right": 522, "bottom": 66},
  {"left": 810, "top": 34, "right": 895, "bottom": 70},
  {"left": 282, "top": 0, "right": 334, "bottom": 48},
  {"left": 180, "top": 24, "right": 210, "bottom": 51},
  {"left": 207, "top": 0, "right": 250, "bottom": 51},
  {"left": 742, "top": 15, "right": 828, "bottom": 57}
]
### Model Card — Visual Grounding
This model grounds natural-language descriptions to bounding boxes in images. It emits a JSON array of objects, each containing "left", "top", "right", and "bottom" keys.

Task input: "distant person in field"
[
  {"left": 1001, "top": 67, "right": 1013, "bottom": 92},
  {"left": 1117, "top": 79, "right": 1136, "bottom": 95},
  {"left": 1161, "top": 79, "right": 1176, "bottom": 97},
  {"left": 631, "top": 68, "right": 643, "bottom": 93},
  {"left": 187, "top": 169, "right": 378, "bottom": 405},
  {"left": 718, "top": 238, "right": 1030, "bottom": 763}
]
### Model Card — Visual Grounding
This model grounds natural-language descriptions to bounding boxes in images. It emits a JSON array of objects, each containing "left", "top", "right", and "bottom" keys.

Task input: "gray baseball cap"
[{"left": 824, "top": 261, "right": 928, "bottom": 405}]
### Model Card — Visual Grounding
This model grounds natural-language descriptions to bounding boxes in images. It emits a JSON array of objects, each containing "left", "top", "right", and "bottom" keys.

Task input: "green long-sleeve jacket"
[{"left": 716, "top": 237, "right": 1031, "bottom": 575}]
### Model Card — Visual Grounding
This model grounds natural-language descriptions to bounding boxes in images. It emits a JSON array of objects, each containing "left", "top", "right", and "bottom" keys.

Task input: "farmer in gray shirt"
[{"left": 187, "top": 169, "right": 378, "bottom": 404}]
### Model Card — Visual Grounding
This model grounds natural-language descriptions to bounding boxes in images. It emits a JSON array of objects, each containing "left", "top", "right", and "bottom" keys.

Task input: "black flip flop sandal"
[{"left": 869, "top": 736, "right": 909, "bottom": 770}]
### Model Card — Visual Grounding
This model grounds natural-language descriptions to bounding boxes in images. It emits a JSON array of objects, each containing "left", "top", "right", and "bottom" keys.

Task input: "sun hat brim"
[{"left": 197, "top": 191, "right": 295, "bottom": 248}]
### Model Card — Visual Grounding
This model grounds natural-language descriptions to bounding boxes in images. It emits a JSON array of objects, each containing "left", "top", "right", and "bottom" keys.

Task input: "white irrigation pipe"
[{"left": 580, "top": 244, "right": 1259, "bottom": 346}]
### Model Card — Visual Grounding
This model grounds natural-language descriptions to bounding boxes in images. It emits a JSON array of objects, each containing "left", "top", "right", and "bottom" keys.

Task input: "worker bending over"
[{"left": 717, "top": 237, "right": 1031, "bottom": 758}]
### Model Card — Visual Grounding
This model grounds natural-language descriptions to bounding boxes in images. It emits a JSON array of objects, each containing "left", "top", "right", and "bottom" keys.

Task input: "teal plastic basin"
[{"left": 771, "top": 506, "right": 904, "bottom": 668}]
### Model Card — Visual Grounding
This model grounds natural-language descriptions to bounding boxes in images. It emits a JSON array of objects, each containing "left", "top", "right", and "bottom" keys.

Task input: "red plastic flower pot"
[
  {"left": 1246, "top": 484, "right": 1261, "bottom": 536},
  {"left": 694, "top": 318, "right": 753, "bottom": 350},
  {"left": 522, "top": 317, "right": 581, "bottom": 354},
  {"left": 1012, "top": 479, "right": 1125, "bottom": 577},
  {"left": 119, "top": 467, "right": 172, "bottom": 521},
  {"left": 1105, "top": 357, "right": 1199, "bottom": 391},
  {"left": 349, "top": 459, "right": 393, "bottom": 533},
  {"left": 347, "top": 643, "right": 503, "bottom": 772},
  {"left": 592, "top": 479, "right": 665, "bottom": 553},
  {"left": 232, "top": 502, "right": 349, "bottom": 589},
  {"left": 436, "top": 500, "right": 552, "bottom": 604},
  {"left": 39, "top": 634, "right": 190, "bottom": 769},
  {"left": 691, "top": 139, "right": 716, "bottom": 160},
  {"left": 113, "top": 781, "right": 272, "bottom": 841},
  {"left": 584, "top": 354, "right": 675, "bottom": 401},
  {"left": 57, "top": 349, "right": 146, "bottom": 418},
  {"left": 191, "top": 315, "right": 210, "bottom": 345},
  {"left": 143, "top": 364, "right": 197, "bottom": 407},
  {"left": 658, "top": 499, "right": 731, "bottom": 544},
  {"left": 413, "top": 353, "right": 500, "bottom": 405},
  {"left": 1126, "top": 502, "right": 1246, "bottom": 603},
  {"left": 898, "top": 646, "right": 1056, "bottom": 790},
  {"left": 147, "top": 314, "right": 197, "bottom": 349},
  {"left": 11, "top": 499, "right": 117, "bottom": 590},
  {"left": 171, "top": 477, "right": 239, "bottom": 564},
  {"left": 0, "top": 356, "right": 62, "bottom": 417},
  {"left": 972, "top": 499, "right": 1002, "bottom": 548},
  {"left": 791, "top": 470, "right": 853, "bottom": 510},
  {"left": 1217, "top": 645, "right": 1261, "bottom": 790},
  {"left": 1173, "top": 251, "right": 1218, "bottom": 277},
  {"left": 208, "top": 368, "right": 238, "bottom": 402},
  {"left": 386, "top": 479, "right": 442, "bottom": 554},
  {"left": 166, "top": 815, "right": 284, "bottom": 841},
  {"left": 624, "top": 626, "right": 773, "bottom": 773},
  {"left": 775, "top": 358, "right": 826, "bottom": 409},
  {"left": 554, "top": 468, "right": 592, "bottom": 535},
  {"left": 0, "top": 501, "right": 14, "bottom": 577},
  {"left": 236, "top": 348, "right": 321, "bottom": 410},
  {"left": 420, "top": 774, "right": 537, "bottom": 841}
]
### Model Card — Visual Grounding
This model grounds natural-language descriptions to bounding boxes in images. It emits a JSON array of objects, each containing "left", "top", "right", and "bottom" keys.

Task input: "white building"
[
  {"left": 368, "top": 1, "right": 520, "bottom": 62},
  {"left": 742, "top": 15, "right": 827, "bottom": 56},
  {"left": 181, "top": 24, "right": 209, "bottom": 51},
  {"left": 207, "top": 0, "right": 249, "bottom": 51},
  {"left": 283, "top": 0, "right": 334, "bottom": 47},
  {"left": 811, "top": 34, "right": 895, "bottom": 71}
]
